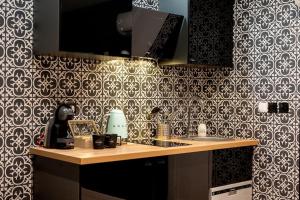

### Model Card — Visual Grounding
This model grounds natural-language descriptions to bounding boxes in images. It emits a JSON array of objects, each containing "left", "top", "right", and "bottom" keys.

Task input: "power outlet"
[
  {"left": 278, "top": 102, "right": 289, "bottom": 113},
  {"left": 268, "top": 103, "right": 278, "bottom": 113}
]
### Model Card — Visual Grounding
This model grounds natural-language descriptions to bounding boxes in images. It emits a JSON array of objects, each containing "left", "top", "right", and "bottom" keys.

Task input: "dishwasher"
[{"left": 210, "top": 180, "right": 252, "bottom": 200}]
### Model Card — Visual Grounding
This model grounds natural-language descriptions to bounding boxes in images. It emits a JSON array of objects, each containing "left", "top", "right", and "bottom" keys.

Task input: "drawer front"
[{"left": 81, "top": 188, "right": 125, "bottom": 200}]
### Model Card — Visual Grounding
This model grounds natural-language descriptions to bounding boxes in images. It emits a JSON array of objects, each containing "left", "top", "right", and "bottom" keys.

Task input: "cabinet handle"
[
  {"left": 157, "top": 160, "right": 166, "bottom": 165},
  {"left": 144, "top": 161, "right": 153, "bottom": 167},
  {"left": 228, "top": 189, "right": 237, "bottom": 196},
  {"left": 189, "top": 58, "right": 196, "bottom": 62}
]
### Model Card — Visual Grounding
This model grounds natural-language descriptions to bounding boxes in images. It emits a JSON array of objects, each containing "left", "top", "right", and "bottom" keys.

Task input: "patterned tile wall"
[
  {"left": 0, "top": 1, "right": 162, "bottom": 199},
  {"left": 132, "top": 0, "right": 158, "bottom": 9},
  {"left": 191, "top": 0, "right": 299, "bottom": 200},
  {"left": 0, "top": 0, "right": 299, "bottom": 200},
  {"left": 189, "top": 0, "right": 234, "bottom": 66}
]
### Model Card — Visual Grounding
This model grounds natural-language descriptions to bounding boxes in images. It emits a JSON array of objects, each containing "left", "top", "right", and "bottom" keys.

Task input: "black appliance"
[
  {"left": 44, "top": 103, "right": 75, "bottom": 149},
  {"left": 33, "top": 0, "right": 183, "bottom": 61},
  {"left": 132, "top": 139, "right": 190, "bottom": 148}
]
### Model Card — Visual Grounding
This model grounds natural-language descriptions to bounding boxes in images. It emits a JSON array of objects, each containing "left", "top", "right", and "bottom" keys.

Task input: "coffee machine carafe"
[{"left": 44, "top": 103, "right": 75, "bottom": 149}]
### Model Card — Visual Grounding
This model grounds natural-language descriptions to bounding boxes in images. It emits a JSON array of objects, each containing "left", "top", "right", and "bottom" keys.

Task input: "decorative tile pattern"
[
  {"left": 132, "top": 0, "right": 159, "bottom": 10},
  {"left": 0, "top": 0, "right": 166, "bottom": 199},
  {"left": 177, "top": 1, "right": 300, "bottom": 200},
  {"left": 189, "top": 0, "right": 234, "bottom": 66},
  {"left": 0, "top": 0, "right": 298, "bottom": 200},
  {"left": 194, "top": 0, "right": 299, "bottom": 199},
  {"left": 212, "top": 147, "right": 253, "bottom": 187}
]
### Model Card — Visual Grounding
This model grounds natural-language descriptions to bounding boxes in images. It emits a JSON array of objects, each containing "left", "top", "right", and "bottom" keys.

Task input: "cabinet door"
[
  {"left": 131, "top": 157, "right": 168, "bottom": 200},
  {"left": 33, "top": 157, "right": 81, "bottom": 200},
  {"left": 168, "top": 152, "right": 210, "bottom": 200},
  {"left": 212, "top": 147, "right": 253, "bottom": 187},
  {"left": 82, "top": 188, "right": 126, "bottom": 200},
  {"left": 188, "top": 0, "right": 234, "bottom": 66},
  {"left": 80, "top": 157, "right": 168, "bottom": 200}
]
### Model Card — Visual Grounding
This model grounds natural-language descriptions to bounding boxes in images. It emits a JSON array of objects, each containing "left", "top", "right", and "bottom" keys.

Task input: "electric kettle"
[{"left": 102, "top": 109, "right": 128, "bottom": 140}]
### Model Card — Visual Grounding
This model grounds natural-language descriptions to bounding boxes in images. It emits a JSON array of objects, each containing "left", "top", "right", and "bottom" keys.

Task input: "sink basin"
[{"left": 180, "top": 136, "right": 235, "bottom": 142}]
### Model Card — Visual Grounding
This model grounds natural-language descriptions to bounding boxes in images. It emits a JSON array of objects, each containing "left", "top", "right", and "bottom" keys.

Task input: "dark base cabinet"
[
  {"left": 80, "top": 157, "right": 168, "bottom": 200},
  {"left": 212, "top": 147, "right": 253, "bottom": 187},
  {"left": 33, "top": 147, "right": 253, "bottom": 200},
  {"left": 168, "top": 152, "right": 210, "bottom": 200},
  {"left": 33, "top": 157, "right": 80, "bottom": 200},
  {"left": 33, "top": 156, "right": 168, "bottom": 200}
]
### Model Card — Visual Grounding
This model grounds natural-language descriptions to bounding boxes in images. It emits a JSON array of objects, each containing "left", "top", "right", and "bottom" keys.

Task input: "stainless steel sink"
[{"left": 180, "top": 136, "right": 235, "bottom": 142}]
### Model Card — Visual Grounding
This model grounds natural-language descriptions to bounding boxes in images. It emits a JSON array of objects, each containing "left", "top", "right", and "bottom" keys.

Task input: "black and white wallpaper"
[
  {"left": 132, "top": 0, "right": 158, "bottom": 9},
  {"left": 194, "top": 0, "right": 299, "bottom": 199},
  {"left": 189, "top": 0, "right": 234, "bottom": 66},
  {"left": 0, "top": 0, "right": 299, "bottom": 200}
]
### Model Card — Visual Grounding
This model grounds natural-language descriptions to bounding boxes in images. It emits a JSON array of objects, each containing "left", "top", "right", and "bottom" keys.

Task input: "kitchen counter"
[
  {"left": 30, "top": 138, "right": 258, "bottom": 165},
  {"left": 32, "top": 138, "right": 257, "bottom": 200}
]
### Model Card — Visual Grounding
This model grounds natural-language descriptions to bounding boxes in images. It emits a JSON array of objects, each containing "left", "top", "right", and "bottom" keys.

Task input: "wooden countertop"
[{"left": 30, "top": 139, "right": 258, "bottom": 165}]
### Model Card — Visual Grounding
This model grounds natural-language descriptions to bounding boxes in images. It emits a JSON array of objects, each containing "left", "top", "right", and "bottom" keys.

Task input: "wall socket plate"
[
  {"left": 278, "top": 102, "right": 289, "bottom": 113},
  {"left": 258, "top": 102, "right": 268, "bottom": 113},
  {"left": 268, "top": 102, "right": 278, "bottom": 113},
  {"left": 258, "top": 102, "right": 289, "bottom": 114}
]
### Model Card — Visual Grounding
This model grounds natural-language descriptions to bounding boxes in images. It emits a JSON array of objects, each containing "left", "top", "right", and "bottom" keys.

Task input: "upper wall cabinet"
[
  {"left": 160, "top": 0, "right": 234, "bottom": 67},
  {"left": 33, "top": 0, "right": 183, "bottom": 60},
  {"left": 33, "top": 0, "right": 132, "bottom": 57}
]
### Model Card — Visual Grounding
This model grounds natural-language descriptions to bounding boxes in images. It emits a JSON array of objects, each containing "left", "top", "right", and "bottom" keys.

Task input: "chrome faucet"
[{"left": 186, "top": 96, "right": 202, "bottom": 138}]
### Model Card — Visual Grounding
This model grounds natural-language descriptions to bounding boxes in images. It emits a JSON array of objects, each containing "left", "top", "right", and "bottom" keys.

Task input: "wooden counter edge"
[
  {"left": 30, "top": 148, "right": 82, "bottom": 165},
  {"left": 80, "top": 139, "right": 258, "bottom": 164},
  {"left": 30, "top": 139, "right": 258, "bottom": 165}
]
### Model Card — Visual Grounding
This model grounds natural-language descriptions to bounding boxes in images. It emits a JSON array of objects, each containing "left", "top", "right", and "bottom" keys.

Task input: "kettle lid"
[{"left": 110, "top": 109, "right": 124, "bottom": 114}]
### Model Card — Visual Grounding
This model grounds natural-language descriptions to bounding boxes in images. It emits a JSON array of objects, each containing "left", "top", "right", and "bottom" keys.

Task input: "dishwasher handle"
[{"left": 210, "top": 181, "right": 252, "bottom": 200}]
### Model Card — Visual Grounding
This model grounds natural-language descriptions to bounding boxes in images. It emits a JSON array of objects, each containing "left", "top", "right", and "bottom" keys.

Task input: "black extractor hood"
[{"left": 33, "top": 0, "right": 184, "bottom": 61}]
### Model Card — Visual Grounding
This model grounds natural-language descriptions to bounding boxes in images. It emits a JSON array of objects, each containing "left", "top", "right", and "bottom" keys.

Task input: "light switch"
[
  {"left": 278, "top": 102, "right": 289, "bottom": 113},
  {"left": 268, "top": 103, "right": 278, "bottom": 113},
  {"left": 258, "top": 102, "right": 268, "bottom": 113}
]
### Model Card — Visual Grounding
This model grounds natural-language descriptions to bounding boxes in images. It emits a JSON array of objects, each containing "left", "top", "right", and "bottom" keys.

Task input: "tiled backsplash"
[
  {"left": 194, "top": 0, "right": 299, "bottom": 200},
  {"left": 0, "top": 1, "right": 202, "bottom": 198},
  {"left": 133, "top": 0, "right": 158, "bottom": 9},
  {"left": 32, "top": 56, "right": 203, "bottom": 140},
  {"left": 0, "top": 0, "right": 299, "bottom": 200}
]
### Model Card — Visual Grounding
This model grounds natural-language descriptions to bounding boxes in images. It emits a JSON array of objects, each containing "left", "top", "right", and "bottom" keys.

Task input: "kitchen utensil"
[
  {"left": 102, "top": 109, "right": 128, "bottom": 140},
  {"left": 157, "top": 123, "right": 170, "bottom": 139},
  {"left": 151, "top": 107, "right": 161, "bottom": 114},
  {"left": 147, "top": 107, "right": 161, "bottom": 121}
]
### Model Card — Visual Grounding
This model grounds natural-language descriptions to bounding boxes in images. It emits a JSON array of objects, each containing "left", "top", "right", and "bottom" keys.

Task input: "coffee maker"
[{"left": 44, "top": 103, "right": 75, "bottom": 149}]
